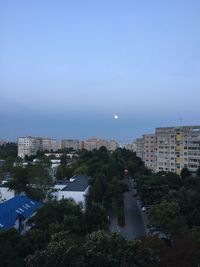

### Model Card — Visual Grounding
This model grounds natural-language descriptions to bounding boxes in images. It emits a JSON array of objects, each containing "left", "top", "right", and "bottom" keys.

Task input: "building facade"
[
  {"left": 134, "top": 138, "right": 144, "bottom": 160},
  {"left": 18, "top": 136, "right": 61, "bottom": 158},
  {"left": 155, "top": 126, "right": 200, "bottom": 175},
  {"left": 61, "top": 139, "right": 80, "bottom": 150},
  {"left": 142, "top": 134, "right": 156, "bottom": 171}
]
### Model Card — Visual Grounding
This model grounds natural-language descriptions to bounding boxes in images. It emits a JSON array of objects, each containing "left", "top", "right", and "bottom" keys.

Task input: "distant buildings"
[
  {"left": 119, "top": 142, "right": 134, "bottom": 151},
  {"left": 61, "top": 139, "right": 80, "bottom": 150},
  {"left": 0, "top": 140, "right": 7, "bottom": 146},
  {"left": 135, "top": 125, "right": 200, "bottom": 175},
  {"left": 18, "top": 136, "right": 119, "bottom": 158},
  {"left": 18, "top": 136, "right": 61, "bottom": 158},
  {"left": 81, "top": 138, "right": 118, "bottom": 151}
]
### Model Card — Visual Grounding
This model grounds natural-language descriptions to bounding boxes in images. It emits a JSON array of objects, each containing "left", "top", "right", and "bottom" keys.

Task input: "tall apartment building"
[
  {"left": 82, "top": 138, "right": 118, "bottom": 151},
  {"left": 134, "top": 138, "right": 144, "bottom": 159},
  {"left": 155, "top": 126, "right": 200, "bottom": 175},
  {"left": 108, "top": 140, "right": 119, "bottom": 151},
  {"left": 61, "top": 139, "right": 80, "bottom": 150},
  {"left": 18, "top": 136, "right": 61, "bottom": 158},
  {"left": 142, "top": 134, "right": 156, "bottom": 171},
  {"left": 18, "top": 137, "right": 42, "bottom": 158}
]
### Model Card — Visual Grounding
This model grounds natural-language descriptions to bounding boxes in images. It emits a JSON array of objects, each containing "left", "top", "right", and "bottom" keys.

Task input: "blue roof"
[{"left": 0, "top": 196, "right": 42, "bottom": 229}]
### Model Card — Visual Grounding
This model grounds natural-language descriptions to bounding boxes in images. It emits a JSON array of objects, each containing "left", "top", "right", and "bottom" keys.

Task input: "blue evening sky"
[{"left": 1, "top": 0, "right": 200, "bottom": 142}]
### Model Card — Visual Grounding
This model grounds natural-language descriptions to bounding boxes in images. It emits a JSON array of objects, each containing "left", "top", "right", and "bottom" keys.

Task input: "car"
[{"left": 142, "top": 206, "right": 146, "bottom": 212}]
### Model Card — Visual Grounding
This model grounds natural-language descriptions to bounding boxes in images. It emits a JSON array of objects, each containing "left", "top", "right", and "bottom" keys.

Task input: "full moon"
[{"left": 114, "top": 115, "right": 118, "bottom": 119}]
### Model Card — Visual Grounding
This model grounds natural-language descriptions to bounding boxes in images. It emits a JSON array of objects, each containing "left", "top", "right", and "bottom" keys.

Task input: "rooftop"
[
  {"left": 0, "top": 196, "right": 42, "bottom": 229},
  {"left": 55, "top": 175, "right": 89, "bottom": 192}
]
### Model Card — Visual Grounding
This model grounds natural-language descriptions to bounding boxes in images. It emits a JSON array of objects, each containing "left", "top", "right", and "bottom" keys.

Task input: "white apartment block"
[
  {"left": 155, "top": 126, "right": 200, "bottom": 175},
  {"left": 142, "top": 134, "right": 156, "bottom": 171},
  {"left": 18, "top": 136, "right": 60, "bottom": 158},
  {"left": 18, "top": 137, "right": 42, "bottom": 158}
]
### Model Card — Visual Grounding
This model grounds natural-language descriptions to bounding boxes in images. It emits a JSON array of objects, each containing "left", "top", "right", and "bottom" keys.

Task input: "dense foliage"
[
  {"left": 136, "top": 172, "right": 200, "bottom": 237},
  {"left": 1, "top": 146, "right": 200, "bottom": 266},
  {"left": 0, "top": 199, "right": 199, "bottom": 267}
]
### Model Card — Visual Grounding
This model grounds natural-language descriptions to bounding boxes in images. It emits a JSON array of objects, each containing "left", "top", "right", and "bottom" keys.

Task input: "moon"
[{"left": 114, "top": 115, "right": 118, "bottom": 119}]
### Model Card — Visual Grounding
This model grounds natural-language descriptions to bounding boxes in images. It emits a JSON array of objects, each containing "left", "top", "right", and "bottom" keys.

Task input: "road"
[{"left": 110, "top": 177, "right": 146, "bottom": 240}]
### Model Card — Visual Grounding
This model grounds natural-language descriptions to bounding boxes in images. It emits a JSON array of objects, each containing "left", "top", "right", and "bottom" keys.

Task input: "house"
[
  {"left": 0, "top": 196, "right": 42, "bottom": 233},
  {"left": 0, "top": 181, "right": 15, "bottom": 203},
  {"left": 51, "top": 175, "right": 90, "bottom": 209}
]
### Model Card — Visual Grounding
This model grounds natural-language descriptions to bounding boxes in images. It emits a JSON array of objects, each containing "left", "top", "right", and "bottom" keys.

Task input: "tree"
[
  {"left": 73, "top": 164, "right": 88, "bottom": 175},
  {"left": 181, "top": 167, "right": 191, "bottom": 178},
  {"left": 26, "top": 231, "right": 85, "bottom": 267},
  {"left": 30, "top": 199, "right": 86, "bottom": 236},
  {"left": 83, "top": 231, "right": 157, "bottom": 267},
  {"left": 85, "top": 203, "right": 109, "bottom": 232},
  {"left": 27, "top": 163, "right": 53, "bottom": 200},
  {"left": 91, "top": 177, "right": 103, "bottom": 203},
  {"left": 7, "top": 167, "right": 29, "bottom": 194},
  {"left": 149, "top": 201, "right": 186, "bottom": 237},
  {"left": 83, "top": 231, "right": 126, "bottom": 267},
  {"left": 0, "top": 229, "right": 25, "bottom": 267},
  {"left": 196, "top": 166, "right": 200, "bottom": 178}
]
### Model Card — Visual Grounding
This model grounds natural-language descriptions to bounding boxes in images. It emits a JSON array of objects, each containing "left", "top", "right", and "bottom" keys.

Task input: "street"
[{"left": 110, "top": 177, "right": 146, "bottom": 240}]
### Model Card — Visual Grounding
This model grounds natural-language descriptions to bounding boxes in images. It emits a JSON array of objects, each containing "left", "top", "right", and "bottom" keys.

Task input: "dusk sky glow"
[{"left": 1, "top": 0, "right": 200, "bottom": 141}]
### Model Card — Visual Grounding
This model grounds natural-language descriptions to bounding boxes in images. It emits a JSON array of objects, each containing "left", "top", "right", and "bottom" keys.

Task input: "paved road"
[{"left": 110, "top": 177, "right": 146, "bottom": 240}]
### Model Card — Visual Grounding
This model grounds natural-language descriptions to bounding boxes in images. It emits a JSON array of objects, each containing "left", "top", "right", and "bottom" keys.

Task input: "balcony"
[
  {"left": 176, "top": 134, "right": 184, "bottom": 142},
  {"left": 176, "top": 158, "right": 184, "bottom": 164},
  {"left": 175, "top": 146, "right": 184, "bottom": 152}
]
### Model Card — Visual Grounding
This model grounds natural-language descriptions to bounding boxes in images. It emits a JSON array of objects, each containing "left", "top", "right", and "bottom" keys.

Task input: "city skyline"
[{"left": 1, "top": 1, "right": 200, "bottom": 141}]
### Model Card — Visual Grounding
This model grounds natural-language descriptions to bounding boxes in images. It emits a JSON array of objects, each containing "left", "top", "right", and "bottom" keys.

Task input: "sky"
[{"left": 1, "top": 0, "right": 200, "bottom": 142}]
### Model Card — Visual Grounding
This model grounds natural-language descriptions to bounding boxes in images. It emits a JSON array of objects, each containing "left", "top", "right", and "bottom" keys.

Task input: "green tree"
[
  {"left": 196, "top": 166, "right": 200, "bottom": 178},
  {"left": 30, "top": 199, "right": 86, "bottom": 236},
  {"left": 0, "top": 229, "right": 25, "bottom": 267},
  {"left": 181, "top": 167, "right": 191, "bottom": 178},
  {"left": 27, "top": 163, "right": 53, "bottom": 200},
  {"left": 149, "top": 201, "right": 186, "bottom": 237},
  {"left": 73, "top": 164, "right": 88, "bottom": 175},
  {"left": 26, "top": 231, "right": 85, "bottom": 267},
  {"left": 7, "top": 167, "right": 29, "bottom": 194},
  {"left": 85, "top": 203, "right": 109, "bottom": 232}
]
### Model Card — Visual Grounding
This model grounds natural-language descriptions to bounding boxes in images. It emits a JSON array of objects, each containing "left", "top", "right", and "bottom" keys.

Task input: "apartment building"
[
  {"left": 81, "top": 138, "right": 118, "bottom": 151},
  {"left": 18, "top": 136, "right": 60, "bottom": 158},
  {"left": 142, "top": 134, "right": 156, "bottom": 171},
  {"left": 119, "top": 142, "right": 134, "bottom": 151},
  {"left": 155, "top": 126, "right": 200, "bottom": 175},
  {"left": 108, "top": 140, "right": 119, "bottom": 151},
  {"left": 61, "top": 139, "right": 79, "bottom": 150},
  {"left": 42, "top": 138, "right": 61, "bottom": 151},
  {"left": 134, "top": 138, "right": 144, "bottom": 159},
  {"left": 18, "top": 137, "right": 42, "bottom": 158}
]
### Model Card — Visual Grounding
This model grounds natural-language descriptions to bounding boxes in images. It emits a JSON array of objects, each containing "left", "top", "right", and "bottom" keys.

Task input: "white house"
[
  {"left": 51, "top": 175, "right": 90, "bottom": 208},
  {"left": 0, "top": 181, "right": 15, "bottom": 203}
]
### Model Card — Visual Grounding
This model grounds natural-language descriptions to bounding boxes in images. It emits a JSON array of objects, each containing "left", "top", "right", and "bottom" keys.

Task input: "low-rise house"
[
  {"left": 0, "top": 181, "right": 15, "bottom": 203},
  {"left": 51, "top": 175, "right": 90, "bottom": 209},
  {"left": 0, "top": 196, "right": 42, "bottom": 233}
]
